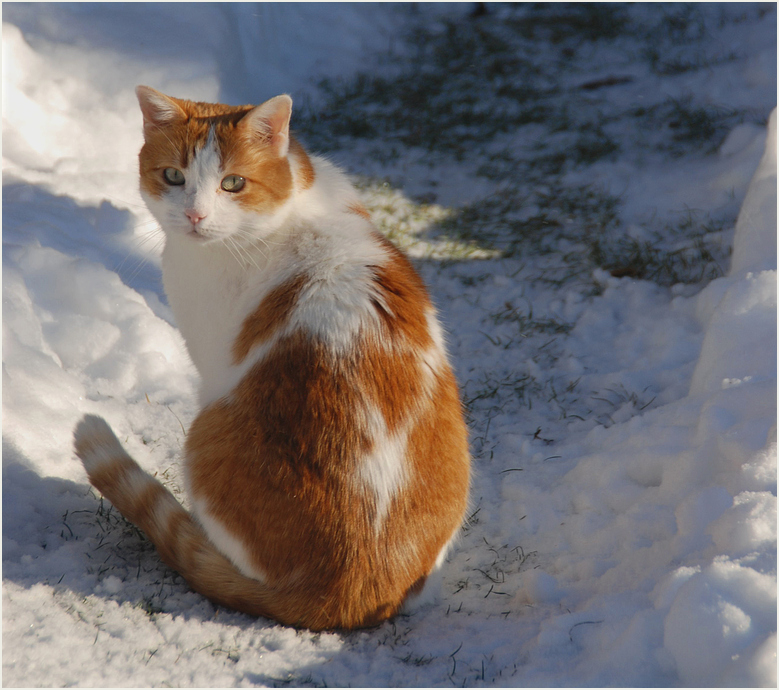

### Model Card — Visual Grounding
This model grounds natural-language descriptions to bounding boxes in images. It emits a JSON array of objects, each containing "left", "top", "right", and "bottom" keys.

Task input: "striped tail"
[{"left": 73, "top": 415, "right": 292, "bottom": 625}]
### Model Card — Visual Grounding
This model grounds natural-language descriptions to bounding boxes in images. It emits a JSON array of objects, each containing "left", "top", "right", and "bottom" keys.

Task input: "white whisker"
[
  {"left": 112, "top": 219, "right": 166, "bottom": 286},
  {"left": 101, "top": 194, "right": 148, "bottom": 210},
  {"left": 223, "top": 236, "right": 250, "bottom": 271},
  {"left": 230, "top": 235, "right": 264, "bottom": 272},
  {"left": 121, "top": 233, "right": 165, "bottom": 282},
  {"left": 233, "top": 228, "right": 276, "bottom": 262}
]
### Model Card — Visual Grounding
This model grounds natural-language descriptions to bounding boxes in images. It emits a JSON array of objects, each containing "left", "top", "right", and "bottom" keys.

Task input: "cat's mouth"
[
  {"left": 187, "top": 229, "right": 206, "bottom": 240},
  {"left": 185, "top": 228, "right": 214, "bottom": 243},
  {"left": 184, "top": 228, "right": 230, "bottom": 246}
]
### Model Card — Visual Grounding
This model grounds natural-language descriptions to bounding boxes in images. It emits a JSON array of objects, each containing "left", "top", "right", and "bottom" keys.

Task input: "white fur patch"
[
  {"left": 192, "top": 497, "right": 267, "bottom": 583},
  {"left": 283, "top": 220, "right": 389, "bottom": 351},
  {"left": 118, "top": 463, "right": 157, "bottom": 499},
  {"left": 151, "top": 490, "right": 183, "bottom": 533},
  {"left": 400, "top": 529, "right": 460, "bottom": 614},
  {"left": 73, "top": 415, "right": 127, "bottom": 474},
  {"left": 425, "top": 308, "right": 447, "bottom": 358},
  {"left": 359, "top": 407, "right": 408, "bottom": 528},
  {"left": 423, "top": 308, "right": 448, "bottom": 373},
  {"left": 183, "top": 128, "right": 223, "bottom": 227},
  {"left": 200, "top": 336, "right": 279, "bottom": 407}
]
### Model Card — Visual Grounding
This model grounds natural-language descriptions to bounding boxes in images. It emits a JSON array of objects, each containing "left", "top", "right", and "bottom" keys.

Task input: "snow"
[{"left": 3, "top": 4, "right": 776, "bottom": 687}]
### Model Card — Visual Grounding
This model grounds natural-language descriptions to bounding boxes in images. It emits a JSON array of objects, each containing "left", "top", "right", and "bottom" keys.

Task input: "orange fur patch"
[
  {"left": 232, "top": 273, "right": 309, "bottom": 365},
  {"left": 188, "top": 333, "right": 372, "bottom": 628},
  {"left": 370, "top": 236, "right": 433, "bottom": 349},
  {"left": 289, "top": 137, "right": 316, "bottom": 191},
  {"left": 347, "top": 202, "right": 371, "bottom": 220},
  {"left": 188, "top": 310, "right": 469, "bottom": 629},
  {"left": 218, "top": 125, "right": 294, "bottom": 213}
]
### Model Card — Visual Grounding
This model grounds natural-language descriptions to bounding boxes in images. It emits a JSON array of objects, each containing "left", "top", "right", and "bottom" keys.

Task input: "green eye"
[
  {"left": 221, "top": 175, "right": 246, "bottom": 193},
  {"left": 163, "top": 168, "right": 185, "bottom": 185}
]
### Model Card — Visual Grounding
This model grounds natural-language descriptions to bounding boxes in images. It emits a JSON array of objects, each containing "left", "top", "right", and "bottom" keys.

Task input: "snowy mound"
[{"left": 654, "top": 109, "right": 777, "bottom": 686}]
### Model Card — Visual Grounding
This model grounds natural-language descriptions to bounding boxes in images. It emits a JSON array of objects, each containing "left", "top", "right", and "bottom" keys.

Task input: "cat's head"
[{"left": 136, "top": 86, "right": 302, "bottom": 244}]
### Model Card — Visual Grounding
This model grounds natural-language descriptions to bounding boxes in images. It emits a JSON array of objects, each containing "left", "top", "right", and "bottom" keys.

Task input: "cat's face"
[{"left": 137, "top": 87, "right": 294, "bottom": 245}]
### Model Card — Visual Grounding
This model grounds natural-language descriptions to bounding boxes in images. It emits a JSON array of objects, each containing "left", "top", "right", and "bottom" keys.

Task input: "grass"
[
  {"left": 300, "top": 6, "right": 628, "bottom": 155},
  {"left": 70, "top": 489, "right": 183, "bottom": 618},
  {"left": 296, "top": 2, "right": 763, "bottom": 290},
  {"left": 630, "top": 97, "right": 750, "bottom": 157},
  {"left": 352, "top": 177, "right": 499, "bottom": 259},
  {"left": 589, "top": 210, "right": 730, "bottom": 285}
]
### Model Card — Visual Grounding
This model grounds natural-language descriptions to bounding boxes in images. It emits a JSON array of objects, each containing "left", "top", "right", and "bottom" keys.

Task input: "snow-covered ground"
[{"left": 3, "top": 3, "right": 776, "bottom": 687}]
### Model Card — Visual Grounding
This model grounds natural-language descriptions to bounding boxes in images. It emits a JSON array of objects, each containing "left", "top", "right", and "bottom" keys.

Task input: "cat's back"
[{"left": 185, "top": 194, "right": 470, "bottom": 628}]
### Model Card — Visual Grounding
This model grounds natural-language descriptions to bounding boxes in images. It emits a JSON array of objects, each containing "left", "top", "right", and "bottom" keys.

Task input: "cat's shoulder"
[{"left": 246, "top": 213, "right": 429, "bottom": 358}]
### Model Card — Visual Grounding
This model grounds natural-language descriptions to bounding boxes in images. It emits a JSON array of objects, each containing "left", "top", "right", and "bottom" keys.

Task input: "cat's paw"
[{"left": 73, "top": 414, "right": 125, "bottom": 476}]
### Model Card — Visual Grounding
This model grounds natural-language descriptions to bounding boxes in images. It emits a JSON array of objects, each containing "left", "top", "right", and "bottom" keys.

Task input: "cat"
[{"left": 73, "top": 86, "right": 470, "bottom": 631}]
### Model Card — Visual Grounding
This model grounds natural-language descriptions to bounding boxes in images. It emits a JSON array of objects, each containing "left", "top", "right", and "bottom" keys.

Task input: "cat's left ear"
[
  {"left": 240, "top": 95, "right": 292, "bottom": 158},
  {"left": 136, "top": 86, "right": 187, "bottom": 134}
]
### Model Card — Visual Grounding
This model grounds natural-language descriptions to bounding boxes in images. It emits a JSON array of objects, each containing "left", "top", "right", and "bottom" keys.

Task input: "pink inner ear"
[
  {"left": 242, "top": 95, "right": 293, "bottom": 157},
  {"left": 136, "top": 85, "right": 186, "bottom": 128}
]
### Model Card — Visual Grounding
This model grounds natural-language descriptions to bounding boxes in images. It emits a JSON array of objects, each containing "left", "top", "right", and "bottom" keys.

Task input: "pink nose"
[{"left": 185, "top": 209, "right": 207, "bottom": 225}]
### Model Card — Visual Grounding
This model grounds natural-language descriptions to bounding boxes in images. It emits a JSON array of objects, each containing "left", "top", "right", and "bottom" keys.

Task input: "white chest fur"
[{"left": 161, "top": 235, "right": 277, "bottom": 405}]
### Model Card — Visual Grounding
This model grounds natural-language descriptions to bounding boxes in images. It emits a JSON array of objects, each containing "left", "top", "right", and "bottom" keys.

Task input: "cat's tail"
[{"left": 72, "top": 414, "right": 295, "bottom": 625}]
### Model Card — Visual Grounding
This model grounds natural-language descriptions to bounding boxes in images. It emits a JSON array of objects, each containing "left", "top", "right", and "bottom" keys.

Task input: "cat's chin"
[{"left": 186, "top": 229, "right": 211, "bottom": 242}]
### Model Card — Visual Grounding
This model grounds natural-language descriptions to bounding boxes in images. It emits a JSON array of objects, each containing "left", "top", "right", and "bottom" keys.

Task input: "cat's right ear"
[
  {"left": 136, "top": 86, "right": 186, "bottom": 134},
  {"left": 239, "top": 95, "right": 293, "bottom": 158}
]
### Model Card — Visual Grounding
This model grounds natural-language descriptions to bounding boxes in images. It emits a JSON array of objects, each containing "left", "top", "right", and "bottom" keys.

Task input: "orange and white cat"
[{"left": 73, "top": 86, "right": 470, "bottom": 630}]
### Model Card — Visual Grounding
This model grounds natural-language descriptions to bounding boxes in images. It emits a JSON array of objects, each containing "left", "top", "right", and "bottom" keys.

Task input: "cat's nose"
[{"left": 185, "top": 209, "right": 207, "bottom": 226}]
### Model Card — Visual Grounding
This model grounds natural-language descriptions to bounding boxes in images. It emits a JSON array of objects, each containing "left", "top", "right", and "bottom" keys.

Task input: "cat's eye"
[
  {"left": 221, "top": 175, "right": 246, "bottom": 193},
  {"left": 163, "top": 168, "right": 185, "bottom": 185}
]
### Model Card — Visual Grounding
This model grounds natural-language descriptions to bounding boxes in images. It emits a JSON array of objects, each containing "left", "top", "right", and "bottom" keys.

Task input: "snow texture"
[{"left": 3, "top": 3, "right": 776, "bottom": 687}]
